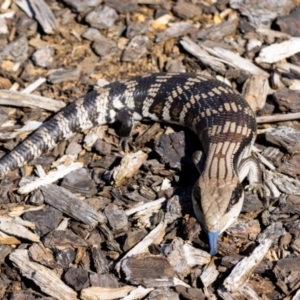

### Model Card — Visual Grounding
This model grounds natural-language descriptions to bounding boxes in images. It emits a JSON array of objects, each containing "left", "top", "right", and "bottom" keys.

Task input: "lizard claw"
[
  {"left": 245, "top": 182, "right": 269, "bottom": 206},
  {"left": 120, "top": 136, "right": 135, "bottom": 153}
]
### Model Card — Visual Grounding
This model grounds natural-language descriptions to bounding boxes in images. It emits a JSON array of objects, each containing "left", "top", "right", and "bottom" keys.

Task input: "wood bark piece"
[
  {"left": 226, "top": 219, "right": 261, "bottom": 240},
  {"left": 41, "top": 184, "right": 99, "bottom": 227},
  {"left": 32, "top": 46, "right": 54, "bottom": 67},
  {"left": 0, "top": 90, "right": 65, "bottom": 112},
  {"left": 147, "top": 288, "right": 180, "bottom": 299},
  {"left": 134, "top": 122, "right": 162, "bottom": 147},
  {"left": 0, "top": 245, "right": 12, "bottom": 264},
  {"left": 0, "top": 231, "right": 21, "bottom": 245},
  {"left": 81, "top": 286, "right": 135, "bottom": 300},
  {"left": 238, "top": 286, "right": 261, "bottom": 300},
  {"left": 0, "top": 216, "right": 39, "bottom": 242},
  {"left": 48, "top": 67, "right": 81, "bottom": 84},
  {"left": 180, "top": 37, "right": 227, "bottom": 74},
  {"left": 18, "top": 162, "right": 83, "bottom": 194},
  {"left": 223, "top": 239, "right": 272, "bottom": 292},
  {"left": 104, "top": 203, "right": 128, "bottom": 231},
  {"left": 256, "top": 28, "right": 291, "bottom": 39},
  {"left": 137, "top": 0, "right": 164, "bottom": 3},
  {"left": 256, "top": 112, "right": 300, "bottom": 123},
  {"left": 0, "top": 15, "right": 8, "bottom": 34},
  {"left": 28, "top": 243, "right": 56, "bottom": 268},
  {"left": 121, "top": 254, "right": 174, "bottom": 287},
  {"left": 62, "top": 0, "right": 103, "bottom": 13},
  {"left": 276, "top": 62, "right": 300, "bottom": 76},
  {"left": 112, "top": 150, "right": 148, "bottom": 187},
  {"left": 43, "top": 230, "right": 87, "bottom": 249},
  {"left": 64, "top": 267, "right": 89, "bottom": 291},
  {"left": 123, "top": 228, "right": 148, "bottom": 252},
  {"left": 274, "top": 257, "right": 300, "bottom": 296},
  {"left": 217, "top": 286, "right": 236, "bottom": 300},
  {"left": 115, "top": 221, "right": 167, "bottom": 272},
  {"left": 265, "top": 126, "right": 300, "bottom": 154},
  {"left": 125, "top": 197, "right": 167, "bottom": 216},
  {"left": 287, "top": 195, "right": 300, "bottom": 215},
  {"left": 201, "top": 45, "right": 269, "bottom": 77},
  {"left": 156, "top": 22, "right": 198, "bottom": 42},
  {"left": 242, "top": 75, "right": 270, "bottom": 112},
  {"left": 127, "top": 198, "right": 166, "bottom": 228},
  {"left": 230, "top": 0, "right": 295, "bottom": 28},
  {"left": 121, "top": 286, "right": 154, "bottom": 300},
  {"left": 220, "top": 285, "right": 261, "bottom": 299},
  {"left": 277, "top": 154, "right": 300, "bottom": 177},
  {"left": 154, "top": 130, "right": 198, "bottom": 171},
  {"left": 173, "top": 2, "right": 202, "bottom": 19},
  {"left": 0, "top": 120, "right": 42, "bottom": 140},
  {"left": 85, "top": 5, "right": 118, "bottom": 30},
  {"left": 257, "top": 38, "right": 300, "bottom": 64},
  {"left": 271, "top": 172, "right": 300, "bottom": 196},
  {"left": 257, "top": 222, "right": 286, "bottom": 245},
  {"left": 197, "top": 19, "right": 238, "bottom": 41},
  {"left": 273, "top": 89, "right": 300, "bottom": 113},
  {"left": 89, "top": 273, "right": 119, "bottom": 289},
  {"left": 9, "top": 249, "right": 77, "bottom": 300},
  {"left": 276, "top": 6, "right": 300, "bottom": 36},
  {"left": 91, "top": 246, "right": 109, "bottom": 275},
  {"left": 281, "top": 77, "right": 300, "bottom": 90},
  {"left": 3, "top": 0, "right": 300, "bottom": 297},
  {"left": 21, "top": 77, "right": 46, "bottom": 94},
  {"left": 61, "top": 168, "right": 97, "bottom": 197},
  {"left": 175, "top": 285, "right": 205, "bottom": 300},
  {"left": 0, "top": 36, "right": 28, "bottom": 63},
  {"left": 200, "top": 257, "right": 219, "bottom": 287},
  {"left": 16, "top": 0, "right": 57, "bottom": 34},
  {"left": 92, "top": 38, "right": 118, "bottom": 59},
  {"left": 122, "top": 35, "right": 149, "bottom": 62},
  {"left": 163, "top": 239, "right": 211, "bottom": 277},
  {"left": 22, "top": 205, "right": 63, "bottom": 236}
]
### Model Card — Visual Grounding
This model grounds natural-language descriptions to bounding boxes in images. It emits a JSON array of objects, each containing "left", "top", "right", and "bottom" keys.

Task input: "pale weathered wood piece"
[
  {"left": 18, "top": 162, "right": 83, "bottom": 194},
  {"left": 10, "top": 249, "right": 77, "bottom": 300},
  {"left": 180, "top": 37, "right": 226, "bottom": 73},
  {"left": 256, "top": 112, "right": 300, "bottom": 123},
  {"left": 0, "top": 216, "right": 39, "bottom": 242},
  {"left": 201, "top": 46, "right": 269, "bottom": 76},
  {"left": 81, "top": 286, "right": 135, "bottom": 300},
  {"left": 115, "top": 221, "right": 167, "bottom": 272},
  {"left": 257, "top": 38, "right": 300, "bottom": 64},
  {"left": 223, "top": 239, "right": 272, "bottom": 292},
  {"left": 242, "top": 75, "right": 270, "bottom": 112},
  {"left": 200, "top": 257, "right": 219, "bottom": 287},
  {"left": 15, "top": 0, "right": 57, "bottom": 34},
  {"left": 0, "top": 90, "right": 65, "bottom": 112},
  {"left": 121, "top": 286, "right": 154, "bottom": 300},
  {"left": 112, "top": 150, "right": 148, "bottom": 186}
]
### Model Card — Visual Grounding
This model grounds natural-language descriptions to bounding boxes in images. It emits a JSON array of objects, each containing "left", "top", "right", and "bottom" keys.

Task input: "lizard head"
[{"left": 192, "top": 176, "right": 244, "bottom": 255}]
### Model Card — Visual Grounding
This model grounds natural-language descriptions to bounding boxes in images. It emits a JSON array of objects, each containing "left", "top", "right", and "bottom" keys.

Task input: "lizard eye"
[{"left": 227, "top": 184, "right": 243, "bottom": 211}]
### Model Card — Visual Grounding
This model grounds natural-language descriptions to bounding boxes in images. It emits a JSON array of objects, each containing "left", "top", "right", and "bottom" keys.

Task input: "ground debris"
[
  {"left": 0, "top": 0, "right": 300, "bottom": 298},
  {"left": 9, "top": 249, "right": 77, "bottom": 300}
]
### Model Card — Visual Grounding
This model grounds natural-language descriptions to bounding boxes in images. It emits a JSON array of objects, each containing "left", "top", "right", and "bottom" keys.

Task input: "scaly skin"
[{"left": 0, "top": 73, "right": 260, "bottom": 254}]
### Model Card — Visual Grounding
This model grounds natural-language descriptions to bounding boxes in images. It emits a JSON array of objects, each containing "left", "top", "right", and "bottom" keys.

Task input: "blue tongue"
[{"left": 208, "top": 231, "right": 220, "bottom": 255}]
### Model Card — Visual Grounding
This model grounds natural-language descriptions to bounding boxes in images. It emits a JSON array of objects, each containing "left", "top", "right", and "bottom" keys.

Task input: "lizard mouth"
[{"left": 207, "top": 230, "right": 220, "bottom": 255}]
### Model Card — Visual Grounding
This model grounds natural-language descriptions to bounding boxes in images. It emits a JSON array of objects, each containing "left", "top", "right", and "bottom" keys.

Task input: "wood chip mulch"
[{"left": 1, "top": 0, "right": 300, "bottom": 299}]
